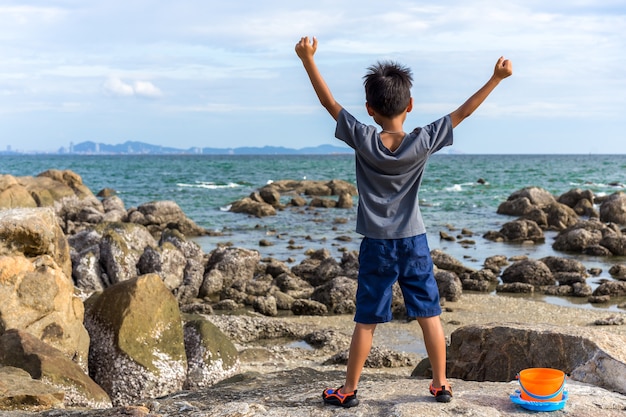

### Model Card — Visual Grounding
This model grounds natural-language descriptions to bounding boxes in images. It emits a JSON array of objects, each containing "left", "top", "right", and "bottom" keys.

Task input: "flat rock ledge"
[{"left": 2, "top": 367, "right": 626, "bottom": 417}]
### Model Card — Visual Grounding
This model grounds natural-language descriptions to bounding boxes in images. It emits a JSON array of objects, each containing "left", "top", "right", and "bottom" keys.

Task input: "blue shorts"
[{"left": 354, "top": 234, "right": 441, "bottom": 324}]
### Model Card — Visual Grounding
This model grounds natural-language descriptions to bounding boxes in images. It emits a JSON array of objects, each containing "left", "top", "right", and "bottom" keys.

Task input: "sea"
[{"left": 2, "top": 153, "right": 626, "bottom": 311}]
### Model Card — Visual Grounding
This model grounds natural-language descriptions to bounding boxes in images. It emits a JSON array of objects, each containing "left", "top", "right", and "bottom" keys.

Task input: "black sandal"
[{"left": 322, "top": 386, "right": 359, "bottom": 408}]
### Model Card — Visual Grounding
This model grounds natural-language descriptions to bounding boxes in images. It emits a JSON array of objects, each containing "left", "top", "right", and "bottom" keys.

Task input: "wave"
[
  {"left": 444, "top": 182, "right": 481, "bottom": 192},
  {"left": 177, "top": 181, "right": 242, "bottom": 190}
]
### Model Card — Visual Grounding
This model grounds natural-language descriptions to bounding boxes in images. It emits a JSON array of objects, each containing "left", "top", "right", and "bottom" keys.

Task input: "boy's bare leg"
[
  {"left": 417, "top": 316, "right": 449, "bottom": 388},
  {"left": 341, "top": 323, "right": 377, "bottom": 393}
]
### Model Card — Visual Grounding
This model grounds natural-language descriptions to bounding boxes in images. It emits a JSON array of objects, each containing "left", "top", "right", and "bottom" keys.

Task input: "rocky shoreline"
[{"left": 0, "top": 170, "right": 626, "bottom": 416}]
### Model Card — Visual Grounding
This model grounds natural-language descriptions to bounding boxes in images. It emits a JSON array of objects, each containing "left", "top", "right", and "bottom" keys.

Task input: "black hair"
[{"left": 363, "top": 61, "right": 413, "bottom": 117}]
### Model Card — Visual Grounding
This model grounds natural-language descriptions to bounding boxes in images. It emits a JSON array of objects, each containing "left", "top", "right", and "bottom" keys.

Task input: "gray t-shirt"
[{"left": 335, "top": 109, "right": 453, "bottom": 239}]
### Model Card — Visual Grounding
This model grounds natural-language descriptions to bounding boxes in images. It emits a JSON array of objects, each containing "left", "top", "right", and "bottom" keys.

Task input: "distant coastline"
[{"left": 0, "top": 140, "right": 353, "bottom": 156}]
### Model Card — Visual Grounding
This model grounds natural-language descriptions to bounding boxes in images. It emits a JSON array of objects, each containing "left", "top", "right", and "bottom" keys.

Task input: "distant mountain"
[{"left": 65, "top": 141, "right": 352, "bottom": 155}]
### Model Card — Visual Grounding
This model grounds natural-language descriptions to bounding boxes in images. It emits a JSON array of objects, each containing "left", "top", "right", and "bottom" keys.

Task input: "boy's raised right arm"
[{"left": 295, "top": 36, "right": 343, "bottom": 121}]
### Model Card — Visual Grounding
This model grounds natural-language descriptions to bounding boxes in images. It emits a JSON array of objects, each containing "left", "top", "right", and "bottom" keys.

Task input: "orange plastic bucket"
[{"left": 517, "top": 368, "right": 566, "bottom": 402}]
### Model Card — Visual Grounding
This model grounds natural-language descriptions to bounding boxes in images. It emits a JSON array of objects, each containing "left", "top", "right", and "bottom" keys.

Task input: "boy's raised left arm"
[{"left": 295, "top": 36, "right": 343, "bottom": 121}]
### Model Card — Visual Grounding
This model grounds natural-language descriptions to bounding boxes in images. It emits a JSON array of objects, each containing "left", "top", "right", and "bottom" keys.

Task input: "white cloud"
[
  {"left": 102, "top": 77, "right": 162, "bottom": 99},
  {"left": 133, "top": 81, "right": 163, "bottom": 99}
]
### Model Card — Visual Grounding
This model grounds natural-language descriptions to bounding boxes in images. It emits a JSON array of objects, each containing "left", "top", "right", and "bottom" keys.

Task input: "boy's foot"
[
  {"left": 429, "top": 383, "right": 453, "bottom": 403},
  {"left": 322, "top": 386, "right": 359, "bottom": 408}
]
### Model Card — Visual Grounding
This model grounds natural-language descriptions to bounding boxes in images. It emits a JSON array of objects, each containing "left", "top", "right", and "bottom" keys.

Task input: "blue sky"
[{"left": 0, "top": 1, "right": 624, "bottom": 154}]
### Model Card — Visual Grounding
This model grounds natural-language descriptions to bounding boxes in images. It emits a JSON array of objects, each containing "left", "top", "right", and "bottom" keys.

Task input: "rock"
[
  {"left": 101, "top": 196, "right": 126, "bottom": 222},
  {"left": 324, "top": 345, "right": 415, "bottom": 368},
  {"left": 540, "top": 256, "right": 588, "bottom": 275},
  {"left": 303, "top": 329, "right": 351, "bottom": 352},
  {"left": 0, "top": 209, "right": 90, "bottom": 372},
  {"left": 306, "top": 257, "right": 343, "bottom": 287},
  {"left": 272, "top": 273, "right": 314, "bottom": 295},
  {"left": 309, "top": 197, "right": 336, "bottom": 208},
  {"left": 37, "top": 169, "right": 93, "bottom": 199},
  {"left": 137, "top": 243, "right": 186, "bottom": 290},
  {"left": 15, "top": 368, "right": 625, "bottom": 417},
  {"left": 0, "top": 208, "right": 72, "bottom": 278},
  {"left": 0, "top": 174, "right": 38, "bottom": 208},
  {"left": 200, "top": 246, "right": 260, "bottom": 298},
  {"left": 497, "top": 186, "right": 557, "bottom": 216},
  {"left": 0, "top": 366, "right": 65, "bottom": 411},
  {"left": 183, "top": 317, "right": 240, "bottom": 390},
  {"left": 206, "top": 315, "right": 307, "bottom": 344},
  {"left": 501, "top": 259, "right": 555, "bottom": 286},
  {"left": 558, "top": 188, "right": 595, "bottom": 209},
  {"left": 498, "top": 219, "right": 544, "bottom": 242},
  {"left": 97, "top": 222, "right": 157, "bottom": 285},
  {"left": 229, "top": 197, "right": 276, "bottom": 217},
  {"left": 593, "top": 281, "right": 626, "bottom": 297},
  {"left": 553, "top": 220, "right": 609, "bottom": 253},
  {"left": 159, "top": 229, "right": 206, "bottom": 303},
  {"left": 0, "top": 329, "right": 111, "bottom": 408},
  {"left": 430, "top": 249, "right": 475, "bottom": 275},
  {"left": 544, "top": 202, "right": 580, "bottom": 230},
  {"left": 311, "top": 276, "right": 358, "bottom": 313},
  {"left": 600, "top": 191, "right": 626, "bottom": 224},
  {"left": 55, "top": 195, "right": 105, "bottom": 235},
  {"left": 600, "top": 234, "right": 626, "bottom": 256},
  {"left": 252, "top": 295, "right": 278, "bottom": 317},
  {"left": 337, "top": 193, "right": 353, "bottom": 208},
  {"left": 291, "top": 299, "right": 328, "bottom": 316},
  {"left": 496, "top": 282, "right": 535, "bottom": 293},
  {"left": 1, "top": 170, "right": 94, "bottom": 212},
  {"left": 483, "top": 255, "right": 509, "bottom": 274},
  {"left": 434, "top": 270, "right": 463, "bottom": 302},
  {"left": 127, "top": 200, "right": 207, "bottom": 237},
  {"left": 258, "top": 186, "right": 281, "bottom": 206},
  {"left": 84, "top": 274, "right": 187, "bottom": 406},
  {"left": 446, "top": 322, "right": 626, "bottom": 396},
  {"left": 609, "top": 264, "right": 626, "bottom": 280}
]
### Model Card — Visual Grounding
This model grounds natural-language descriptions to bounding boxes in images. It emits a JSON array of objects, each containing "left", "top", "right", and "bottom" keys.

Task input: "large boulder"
[
  {"left": 84, "top": 274, "right": 187, "bottom": 406},
  {"left": 0, "top": 329, "right": 111, "bottom": 408},
  {"left": 0, "top": 208, "right": 89, "bottom": 371},
  {"left": 446, "top": 322, "right": 626, "bottom": 396}
]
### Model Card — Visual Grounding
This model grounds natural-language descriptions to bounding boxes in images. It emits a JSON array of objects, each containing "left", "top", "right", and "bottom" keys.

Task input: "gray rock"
[
  {"left": 183, "top": 317, "right": 240, "bottom": 390},
  {"left": 499, "top": 219, "right": 544, "bottom": 242},
  {"left": 430, "top": 249, "right": 475, "bottom": 275},
  {"left": 447, "top": 322, "right": 626, "bottom": 396},
  {"left": 501, "top": 259, "right": 555, "bottom": 286},
  {"left": 600, "top": 191, "right": 626, "bottom": 224}
]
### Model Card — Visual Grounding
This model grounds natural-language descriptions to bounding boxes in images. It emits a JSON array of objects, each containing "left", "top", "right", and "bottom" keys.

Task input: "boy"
[{"left": 295, "top": 36, "right": 512, "bottom": 407}]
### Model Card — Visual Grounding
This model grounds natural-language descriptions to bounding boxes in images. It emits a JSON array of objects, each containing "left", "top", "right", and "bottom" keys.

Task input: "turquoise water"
[{"left": 3, "top": 153, "right": 626, "bottom": 310}]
